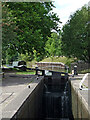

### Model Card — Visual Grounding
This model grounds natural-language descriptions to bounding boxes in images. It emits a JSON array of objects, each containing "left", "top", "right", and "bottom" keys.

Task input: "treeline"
[
  {"left": 2, "top": 2, "right": 89, "bottom": 64},
  {"left": 45, "top": 4, "right": 89, "bottom": 63},
  {"left": 61, "top": 5, "right": 89, "bottom": 63}
]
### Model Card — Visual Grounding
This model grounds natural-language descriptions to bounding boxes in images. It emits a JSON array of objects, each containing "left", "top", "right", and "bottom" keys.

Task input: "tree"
[
  {"left": 2, "top": 3, "right": 18, "bottom": 64},
  {"left": 3, "top": 2, "right": 61, "bottom": 62},
  {"left": 45, "top": 32, "right": 62, "bottom": 60},
  {"left": 61, "top": 5, "right": 89, "bottom": 63}
]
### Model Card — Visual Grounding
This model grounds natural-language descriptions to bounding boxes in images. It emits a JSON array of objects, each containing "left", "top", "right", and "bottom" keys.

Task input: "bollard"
[
  {"left": 42, "top": 70, "right": 45, "bottom": 76},
  {"left": 72, "top": 70, "right": 74, "bottom": 77},
  {"left": 74, "top": 65, "right": 78, "bottom": 75},
  {"left": 66, "top": 66, "right": 69, "bottom": 73},
  {"left": 35, "top": 67, "right": 38, "bottom": 75},
  {"left": 65, "top": 65, "right": 69, "bottom": 73}
]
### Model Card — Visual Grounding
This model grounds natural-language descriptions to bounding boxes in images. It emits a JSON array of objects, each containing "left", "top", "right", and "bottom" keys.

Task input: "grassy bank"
[
  {"left": 27, "top": 60, "right": 37, "bottom": 68},
  {"left": 40, "top": 56, "right": 75, "bottom": 66},
  {"left": 79, "top": 69, "right": 90, "bottom": 74},
  {"left": 26, "top": 56, "right": 76, "bottom": 73},
  {"left": 16, "top": 71, "right": 35, "bottom": 75}
]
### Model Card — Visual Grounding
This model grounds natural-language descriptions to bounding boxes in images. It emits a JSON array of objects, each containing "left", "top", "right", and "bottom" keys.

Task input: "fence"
[{"left": 71, "top": 61, "right": 90, "bottom": 73}]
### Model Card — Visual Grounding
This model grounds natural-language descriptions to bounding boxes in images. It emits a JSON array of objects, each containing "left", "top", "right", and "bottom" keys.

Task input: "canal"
[
  {"left": 42, "top": 71, "right": 74, "bottom": 120},
  {"left": 1, "top": 69, "right": 74, "bottom": 119}
]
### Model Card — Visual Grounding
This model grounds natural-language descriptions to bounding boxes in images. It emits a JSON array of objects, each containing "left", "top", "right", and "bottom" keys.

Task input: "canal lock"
[{"left": 42, "top": 71, "right": 74, "bottom": 120}]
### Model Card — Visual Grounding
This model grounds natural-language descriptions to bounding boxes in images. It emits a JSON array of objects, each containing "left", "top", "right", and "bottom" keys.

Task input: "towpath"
[{"left": 0, "top": 73, "right": 43, "bottom": 110}]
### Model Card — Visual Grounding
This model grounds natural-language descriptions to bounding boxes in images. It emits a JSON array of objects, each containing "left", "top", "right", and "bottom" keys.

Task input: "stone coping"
[
  {"left": 36, "top": 62, "right": 65, "bottom": 65},
  {"left": 69, "top": 74, "right": 90, "bottom": 116},
  {"left": 0, "top": 74, "right": 44, "bottom": 119},
  {"left": 0, "top": 72, "right": 4, "bottom": 78}
]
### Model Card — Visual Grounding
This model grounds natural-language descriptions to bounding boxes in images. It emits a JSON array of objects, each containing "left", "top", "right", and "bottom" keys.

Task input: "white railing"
[{"left": 79, "top": 73, "right": 89, "bottom": 90}]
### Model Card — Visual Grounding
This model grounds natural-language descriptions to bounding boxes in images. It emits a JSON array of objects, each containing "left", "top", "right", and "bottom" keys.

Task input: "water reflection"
[{"left": 43, "top": 81, "right": 69, "bottom": 119}]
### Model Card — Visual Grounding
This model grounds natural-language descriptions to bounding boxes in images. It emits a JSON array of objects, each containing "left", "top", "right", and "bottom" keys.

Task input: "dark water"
[{"left": 43, "top": 81, "right": 73, "bottom": 120}]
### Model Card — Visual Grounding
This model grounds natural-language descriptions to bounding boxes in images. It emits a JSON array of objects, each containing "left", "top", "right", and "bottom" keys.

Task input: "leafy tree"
[
  {"left": 2, "top": 3, "right": 18, "bottom": 64},
  {"left": 61, "top": 5, "right": 89, "bottom": 63},
  {"left": 4, "top": 2, "right": 61, "bottom": 62},
  {"left": 18, "top": 52, "right": 30, "bottom": 62},
  {"left": 45, "top": 32, "right": 62, "bottom": 60}
]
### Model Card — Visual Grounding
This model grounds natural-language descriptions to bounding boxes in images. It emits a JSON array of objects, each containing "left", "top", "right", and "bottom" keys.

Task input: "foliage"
[
  {"left": 33, "top": 49, "right": 41, "bottom": 62},
  {"left": 2, "top": 2, "right": 61, "bottom": 63},
  {"left": 41, "top": 56, "right": 75, "bottom": 65},
  {"left": 61, "top": 5, "right": 89, "bottom": 63},
  {"left": 18, "top": 53, "right": 31, "bottom": 62},
  {"left": 2, "top": 3, "right": 18, "bottom": 64},
  {"left": 45, "top": 32, "right": 62, "bottom": 60},
  {"left": 27, "top": 60, "right": 37, "bottom": 68},
  {"left": 80, "top": 69, "right": 90, "bottom": 74}
]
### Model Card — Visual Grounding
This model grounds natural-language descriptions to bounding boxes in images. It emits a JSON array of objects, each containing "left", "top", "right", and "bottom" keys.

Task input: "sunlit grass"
[
  {"left": 80, "top": 69, "right": 90, "bottom": 74},
  {"left": 16, "top": 71, "right": 35, "bottom": 75},
  {"left": 40, "top": 56, "right": 75, "bottom": 66},
  {"left": 27, "top": 60, "right": 37, "bottom": 68},
  {"left": 26, "top": 56, "right": 76, "bottom": 68}
]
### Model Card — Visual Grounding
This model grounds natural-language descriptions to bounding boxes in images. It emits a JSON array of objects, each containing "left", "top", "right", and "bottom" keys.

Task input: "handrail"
[{"left": 79, "top": 73, "right": 89, "bottom": 90}]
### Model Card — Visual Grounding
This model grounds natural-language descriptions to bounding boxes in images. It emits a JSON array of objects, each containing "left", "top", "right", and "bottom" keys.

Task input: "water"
[
  {"left": 43, "top": 92, "right": 62, "bottom": 118},
  {"left": 43, "top": 81, "right": 70, "bottom": 120},
  {"left": 61, "top": 81, "right": 69, "bottom": 118},
  {"left": 44, "top": 84, "right": 48, "bottom": 92}
]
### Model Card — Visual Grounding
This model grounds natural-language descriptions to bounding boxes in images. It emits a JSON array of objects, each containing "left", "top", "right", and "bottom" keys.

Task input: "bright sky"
[{"left": 53, "top": 0, "right": 89, "bottom": 28}]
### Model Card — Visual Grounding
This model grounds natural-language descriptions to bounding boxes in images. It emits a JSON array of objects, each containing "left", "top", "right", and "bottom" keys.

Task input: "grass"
[
  {"left": 25, "top": 56, "right": 76, "bottom": 73},
  {"left": 26, "top": 56, "right": 76, "bottom": 67},
  {"left": 27, "top": 60, "right": 37, "bottom": 68},
  {"left": 16, "top": 71, "right": 35, "bottom": 75},
  {"left": 82, "top": 83, "right": 88, "bottom": 88},
  {"left": 79, "top": 69, "right": 90, "bottom": 74},
  {"left": 40, "top": 56, "right": 76, "bottom": 66},
  {"left": 25, "top": 56, "right": 76, "bottom": 68}
]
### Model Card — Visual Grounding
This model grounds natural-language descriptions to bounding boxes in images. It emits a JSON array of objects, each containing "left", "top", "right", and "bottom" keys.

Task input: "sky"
[{"left": 53, "top": 0, "right": 89, "bottom": 28}]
